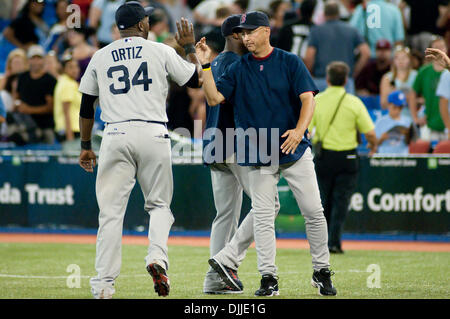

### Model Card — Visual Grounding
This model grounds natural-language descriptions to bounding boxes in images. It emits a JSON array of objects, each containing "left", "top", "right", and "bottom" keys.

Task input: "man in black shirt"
[
  {"left": 15, "top": 45, "right": 57, "bottom": 144},
  {"left": 276, "top": 0, "right": 316, "bottom": 59},
  {"left": 2, "top": 0, "right": 48, "bottom": 50}
]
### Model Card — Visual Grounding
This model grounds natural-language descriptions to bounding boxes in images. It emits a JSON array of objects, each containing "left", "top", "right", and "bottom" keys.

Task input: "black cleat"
[
  {"left": 208, "top": 258, "right": 243, "bottom": 291},
  {"left": 255, "top": 274, "right": 279, "bottom": 297},
  {"left": 311, "top": 268, "right": 337, "bottom": 296},
  {"left": 147, "top": 263, "right": 170, "bottom": 297},
  {"left": 329, "top": 246, "right": 344, "bottom": 254}
]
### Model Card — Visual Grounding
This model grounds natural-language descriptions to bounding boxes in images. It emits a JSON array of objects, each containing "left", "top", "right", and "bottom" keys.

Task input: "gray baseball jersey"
[
  {"left": 82, "top": 36, "right": 195, "bottom": 298},
  {"left": 79, "top": 36, "right": 195, "bottom": 122}
]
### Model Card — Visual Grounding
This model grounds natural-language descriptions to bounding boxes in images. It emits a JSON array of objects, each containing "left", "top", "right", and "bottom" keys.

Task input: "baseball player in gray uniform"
[
  {"left": 78, "top": 2, "right": 203, "bottom": 299},
  {"left": 202, "top": 15, "right": 281, "bottom": 294}
]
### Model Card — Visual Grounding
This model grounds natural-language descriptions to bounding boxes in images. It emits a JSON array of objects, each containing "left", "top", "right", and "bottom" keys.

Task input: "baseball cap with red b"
[{"left": 232, "top": 11, "right": 270, "bottom": 33}]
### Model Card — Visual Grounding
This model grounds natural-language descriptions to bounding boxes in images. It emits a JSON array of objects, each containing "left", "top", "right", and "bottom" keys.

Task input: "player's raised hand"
[
  {"left": 79, "top": 149, "right": 97, "bottom": 173},
  {"left": 195, "top": 37, "right": 212, "bottom": 65},
  {"left": 175, "top": 17, "right": 195, "bottom": 47}
]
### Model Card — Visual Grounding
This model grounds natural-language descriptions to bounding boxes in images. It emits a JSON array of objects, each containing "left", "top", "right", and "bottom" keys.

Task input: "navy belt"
[{"left": 106, "top": 119, "right": 167, "bottom": 127}]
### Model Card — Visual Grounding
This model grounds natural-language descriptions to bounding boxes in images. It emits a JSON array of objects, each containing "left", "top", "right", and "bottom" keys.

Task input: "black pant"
[{"left": 314, "top": 149, "right": 359, "bottom": 249}]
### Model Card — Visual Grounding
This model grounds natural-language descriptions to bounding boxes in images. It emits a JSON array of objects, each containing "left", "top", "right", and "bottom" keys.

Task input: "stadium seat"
[
  {"left": 408, "top": 140, "right": 431, "bottom": 154},
  {"left": 432, "top": 140, "right": 450, "bottom": 154},
  {"left": 358, "top": 95, "right": 382, "bottom": 110}
]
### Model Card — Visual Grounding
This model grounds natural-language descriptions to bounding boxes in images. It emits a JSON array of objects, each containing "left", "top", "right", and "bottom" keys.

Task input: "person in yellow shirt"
[
  {"left": 53, "top": 54, "right": 82, "bottom": 142},
  {"left": 309, "top": 61, "right": 377, "bottom": 254}
]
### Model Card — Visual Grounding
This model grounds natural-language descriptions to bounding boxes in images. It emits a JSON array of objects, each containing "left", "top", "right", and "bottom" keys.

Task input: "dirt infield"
[{"left": 0, "top": 233, "right": 449, "bottom": 252}]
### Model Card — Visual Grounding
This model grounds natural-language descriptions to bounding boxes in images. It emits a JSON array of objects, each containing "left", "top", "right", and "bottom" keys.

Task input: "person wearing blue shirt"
[
  {"left": 197, "top": 11, "right": 336, "bottom": 297},
  {"left": 202, "top": 14, "right": 255, "bottom": 295},
  {"left": 304, "top": 1, "right": 371, "bottom": 95},
  {"left": 350, "top": 0, "right": 405, "bottom": 57},
  {"left": 0, "top": 95, "right": 6, "bottom": 121},
  {"left": 436, "top": 70, "right": 450, "bottom": 140},
  {"left": 0, "top": 95, "right": 6, "bottom": 140},
  {"left": 375, "top": 90, "right": 412, "bottom": 155},
  {"left": 89, "top": 0, "right": 125, "bottom": 47}
]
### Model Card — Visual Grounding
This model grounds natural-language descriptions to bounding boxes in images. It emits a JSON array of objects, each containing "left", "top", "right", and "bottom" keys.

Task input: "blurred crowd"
[{"left": 0, "top": 0, "right": 449, "bottom": 154}]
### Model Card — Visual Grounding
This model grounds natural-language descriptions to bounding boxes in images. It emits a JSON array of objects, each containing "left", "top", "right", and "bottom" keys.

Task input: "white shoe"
[{"left": 92, "top": 286, "right": 115, "bottom": 299}]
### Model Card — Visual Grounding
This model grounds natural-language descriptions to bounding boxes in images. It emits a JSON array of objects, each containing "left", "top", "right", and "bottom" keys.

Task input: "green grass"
[{"left": 0, "top": 242, "right": 448, "bottom": 299}]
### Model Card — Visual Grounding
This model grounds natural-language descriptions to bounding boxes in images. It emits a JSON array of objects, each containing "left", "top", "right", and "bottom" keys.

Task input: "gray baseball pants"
[
  {"left": 214, "top": 148, "right": 330, "bottom": 276},
  {"left": 90, "top": 121, "right": 175, "bottom": 294},
  {"left": 205, "top": 160, "right": 280, "bottom": 285}
]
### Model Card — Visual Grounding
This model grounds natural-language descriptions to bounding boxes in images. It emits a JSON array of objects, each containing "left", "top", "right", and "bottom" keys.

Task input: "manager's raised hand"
[{"left": 195, "top": 37, "right": 213, "bottom": 65}]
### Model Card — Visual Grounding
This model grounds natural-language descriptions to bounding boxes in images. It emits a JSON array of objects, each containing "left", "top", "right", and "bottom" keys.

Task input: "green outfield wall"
[{"left": 0, "top": 154, "right": 449, "bottom": 235}]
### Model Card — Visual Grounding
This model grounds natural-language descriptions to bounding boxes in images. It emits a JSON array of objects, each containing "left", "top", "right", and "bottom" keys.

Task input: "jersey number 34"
[{"left": 107, "top": 62, "right": 152, "bottom": 95}]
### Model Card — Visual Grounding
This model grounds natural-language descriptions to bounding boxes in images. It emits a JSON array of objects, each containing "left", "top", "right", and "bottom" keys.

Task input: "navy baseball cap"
[
  {"left": 388, "top": 90, "right": 407, "bottom": 107},
  {"left": 221, "top": 14, "right": 242, "bottom": 37},
  {"left": 232, "top": 11, "right": 270, "bottom": 33},
  {"left": 116, "top": 1, "right": 154, "bottom": 30}
]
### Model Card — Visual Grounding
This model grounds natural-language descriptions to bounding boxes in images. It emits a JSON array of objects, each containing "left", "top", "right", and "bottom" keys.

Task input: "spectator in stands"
[
  {"left": 375, "top": 90, "right": 412, "bottom": 155},
  {"left": 53, "top": 54, "right": 81, "bottom": 142},
  {"left": 436, "top": 69, "right": 450, "bottom": 139},
  {"left": 88, "top": 0, "right": 125, "bottom": 48},
  {"left": 379, "top": 46, "right": 417, "bottom": 119},
  {"left": 309, "top": 61, "right": 377, "bottom": 254},
  {"left": 72, "top": 0, "right": 95, "bottom": 23},
  {"left": 350, "top": 0, "right": 405, "bottom": 57},
  {"left": 304, "top": 1, "right": 371, "bottom": 94},
  {"left": 44, "top": 0, "right": 70, "bottom": 53},
  {"left": 230, "top": 0, "right": 249, "bottom": 14},
  {"left": 0, "top": 93, "right": 6, "bottom": 125},
  {"left": 276, "top": 0, "right": 316, "bottom": 59},
  {"left": 410, "top": 48, "right": 424, "bottom": 70},
  {"left": 192, "top": 0, "right": 231, "bottom": 35},
  {"left": 44, "top": 50, "right": 62, "bottom": 79},
  {"left": 355, "top": 39, "right": 392, "bottom": 96},
  {"left": 146, "top": 0, "right": 176, "bottom": 33},
  {"left": 1, "top": 74, "right": 20, "bottom": 114},
  {"left": 439, "top": 2, "right": 450, "bottom": 49},
  {"left": 0, "top": 48, "right": 28, "bottom": 90},
  {"left": 162, "top": 0, "right": 194, "bottom": 34},
  {"left": 310, "top": 0, "right": 352, "bottom": 24},
  {"left": 41, "top": 0, "right": 60, "bottom": 27},
  {"left": 0, "top": 73, "right": 20, "bottom": 139},
  {"left": 268, "top": 0, "right": 291, "bottom": 46},
  {"left": 148, "top": 8, "right": 171, "bottom": 43},
  {"left": 199, "top": 5, "right": 233, "bottom": 54},
  {"left": 64, "top": 26, "right": 96, "bottom": 80},
  {"left": 0, "top": 0, "right": 22, "bottom": 31},
  {"left": 15, "top": 45, "right": 57, "bottom": 144},
  {"left": 409, "top": 37, "right": 448, "bottom": 142},
  {"left": 402, "top": 0, "right": 450, "bottom": 54},
  {"left": 3, "top": 0, "right": 49, "bottom": 50}
]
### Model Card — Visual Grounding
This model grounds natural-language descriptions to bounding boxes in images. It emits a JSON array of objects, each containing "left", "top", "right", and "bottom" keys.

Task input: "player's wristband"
[
  {"left": 183, "top": 44, "right": 195, "bottom": 55},
  {"left": 81, "top": 140, "right": 92, "bottom": 150},
  {"left": 202, "top": 63, "right": 211, "bottom": 71}
]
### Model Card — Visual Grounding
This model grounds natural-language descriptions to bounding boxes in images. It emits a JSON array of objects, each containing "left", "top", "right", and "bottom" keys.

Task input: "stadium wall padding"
[{"left": 0, "top": 155, "right": 449, "bottom": 234}]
